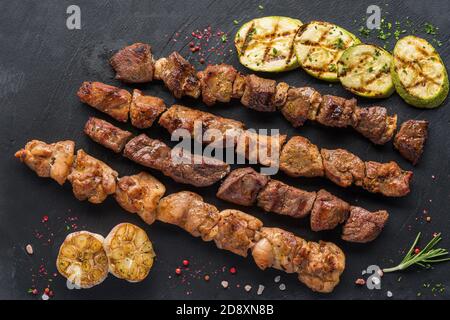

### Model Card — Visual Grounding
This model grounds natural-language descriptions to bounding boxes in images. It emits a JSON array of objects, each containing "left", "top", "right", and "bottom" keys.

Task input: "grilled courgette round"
[
  {"left": 234, "top": 16, "right": 302, "bottom": 72},
  {"left": 391, "top": 36, "right": 448, "bottom": 108},
  {"left": 294, "top": 21, "right": 360, "bottom": 82},
  {"left": 337, "top": 44, "right": 394, "bottom": 98}
]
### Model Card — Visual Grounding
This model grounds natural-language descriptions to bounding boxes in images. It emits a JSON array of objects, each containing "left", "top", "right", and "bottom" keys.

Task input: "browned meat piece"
[
  {"left": 252, "top": 227, "right": 306, "bottom": 273},
  {"left": 130, "top": 89, "right": 166, "bottom": 129},
  {"left": 280, "top": 136, "right": 324, "bottom": 177},
  {"left": 15, "top": 140, "right": 75, "bottom": 185},
  {"left": 158, "top": 105, "right": 245, "bottom": 144},
  {"left": 238, "top": 130, "right": 287, "bottom": 168},
  {"left": 84, "top": 117, "right": 133, "bottom": 153},
  {"left": 279, "top": 88, "right": 309, "bottom": 127},
  {"left": 77, "top": 82, "right": 131, "bottom": 122},
  {"left": 272, "top": 82, "right": 289, "bottom": 108},
  {"left": 163, "top": 147, "right": 230, "bottom": 187},
  {"left": 214, "top": 209, "right": 263, "bottom": 257},
  {"left": 316, "top": 95, "right": 356, "bottom": 128},
  {"left": 393, "top": 120, "right": 429, "bottom": 165},
  {"left": 110, "top": 43, "right": 154, "bottom": 83},
  {"left": 310, "top": 190, "right": 350, "bottom": 231},
  {"left": 252, "top": 227, "right": 346, "bottom": 293},
  {"left": 153, "top": 52, "right": 201, "bottom": 99},
  {"left": 256, "top": 180, "right": 316, "bottom": 218},
  {"left": 302, "top": 87, "right": 323, "bottom": 121},
  {"left": 362, "top": 161, "right": 413, "bottom": 197},
  {"left": 231, "top": 72, "right": 246, "bottom": 99},
  {"left": 241, "top": 75, "right": 277, "bottom": 112},
  {"left": 156, "top": 191, "right": 220, "bottom": 241},
  {"left": 123, "top": 134, "right": 171, "bottom": 171},
  {"left": 342, "top": 206, "right": 389, "bottom": 243},
  {"left": 352, "top": 106, "right": 397, "bottom": 145},
  {"left": 197, "top": 64, "right": 237, "bottom": 106},
  {"left": 115, "top": 172, "right": 166, "bottom": 225},
  {"left": 67, "top": 150, "right": 118, "bottom": 204},
  {"left": 321, "top": 149, "right": 365, "bottom": 187},
  {"left": 297, "top": 240, "right": 345, "bottom": 293},
  {"left": 216, "top": 167, "right": 269, "bottom": 206}
]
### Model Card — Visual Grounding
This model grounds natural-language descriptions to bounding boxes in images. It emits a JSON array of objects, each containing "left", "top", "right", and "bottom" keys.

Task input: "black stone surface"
[{"left": 0, "top": 0, "right": 449, "bottom": 299}]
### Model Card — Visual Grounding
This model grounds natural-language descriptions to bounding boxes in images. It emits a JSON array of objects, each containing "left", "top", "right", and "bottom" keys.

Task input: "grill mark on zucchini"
[
  {"left": 239, "top": 22, "right": 255, "bottom": 56},
  {"left": 395, "top": 55, "right": 442, "bottom": 88},
  {"left": 262, "top": 20, "right": 280, "bottom": 63},
  {"left": 285, "top": 29, "right": 299, "bottom": 66}
]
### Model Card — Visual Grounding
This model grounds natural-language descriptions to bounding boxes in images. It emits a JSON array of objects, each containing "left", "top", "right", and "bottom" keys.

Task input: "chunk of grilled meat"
[
  {"left": 123, "top": 134, "right": 171, "bottom": 171},
  {"left": 272, "top": 82, "right": 289, "bottom": 108},
  {"left": 130, "top": 89, "right": 166, "bottom": 129},
  {"left": 252, "top": 227, "right": 345, "bottom": 293},
  {"left": 156, "top": 191, "right": 221, "bottom": 241},
  {"left": 239, "top": 130, "right": 287, "bottom": 168},
  {"left": 316, "top": 95, "right": 357, "bottom": 128},
  {"left": 158, "top": 105, "right": 245, "bottom": 144},
  {"left": 67, "top": 150, "right": 118, "bottom": 203},
  {"left": 231, "top": 72, "right": 247, "bottom": 99},
  {"left": 352, "top": 106, "right": 397, "bottom": 145},
  {"left": 115, "top": 172, "right": 165, "bottom": 225},
  {"left": 256, "top": 179, "right": 316, "bottom": 218},
  {"left": 110, "top": 43, "right": 154, "bottom": 83},
  {"left": 310, "top": 190, "right": 350, "bottom": 231},
  {"left": 297, "top": 240, "right": 346, "bottom": 293},
  {"left": 123, "top": 134, "right": 230, "bottom": 187},
  {"left": 164, "top": 147, "right": 230, "bottom": 187},
  {"left": 394, "top": 120, "right": 429, "bottom": 165},
  {"left": 84, "top": 117, "right": 133, "bottom": 153},
  {"left": 198, "top": 64, "right": 237, "bottom": 106},
  {"left": 77, "top": 82, "right": 131, "bottom": 122},
  {"left": 214, "top": 209, "right": 263, "bottom": 257},
  {"left": 280, "top": 136, "right": 324, "bottom": 177},
  {"left": 342, "top": 206, "right": 389, "bottom": 243},
  {"left": 279, "top": 87, "right": 323, "bottom": 127},
  {"left": 216, "top": 167, "right": 269, "bottom": 206},
  {"left": 241, "top": 75, "right": 277, "bottom": 112},
  {"left": 153, "top": 52, "right": 201, "bottom": 99},
  {"left": 252, "top": 227, "right": 305, "bottom": 273},
  {"left": 321, "top": 149, "right": 365, "bottom": 187},
  {"left": 362, "top": 161, "right": 413, "bottom": 197},
  {"left": 15, "top": 140, "right": 75, "bottom": 185}
]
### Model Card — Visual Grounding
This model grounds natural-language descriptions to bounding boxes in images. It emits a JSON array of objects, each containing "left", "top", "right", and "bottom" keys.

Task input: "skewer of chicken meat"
[
  {"left": 156, "top": 191, "right": 345, "bottom": 293},
  {"left": 79, "top": 119, "right": 389, "bottom": 242},
  {"left": 109, "top": 43, "right": 398, "bottom": 145},
  {"left": 77, "top": 87, "right": 412, "bottom": 197},
  {"left": 15, "top": 141, "right": 345, "bottom": 293}
]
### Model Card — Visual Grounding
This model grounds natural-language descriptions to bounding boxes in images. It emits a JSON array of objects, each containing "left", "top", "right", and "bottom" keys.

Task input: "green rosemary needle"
[{"left": 383, "top": 232, "right": 450, "bottom": 273}]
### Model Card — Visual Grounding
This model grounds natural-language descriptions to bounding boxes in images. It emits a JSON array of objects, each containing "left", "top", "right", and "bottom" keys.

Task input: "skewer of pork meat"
[
  {"left": 108, "top": 43, "right": 399, "bottom": 146},
  {"left": 14, "top": 139, "right": 345, "bottom": 293},
  {"left": 81, "top": 118, "right": 389, "bottom": 243},
  {"left": 77, "top": 83, "right": 413, "bottom": 197}
]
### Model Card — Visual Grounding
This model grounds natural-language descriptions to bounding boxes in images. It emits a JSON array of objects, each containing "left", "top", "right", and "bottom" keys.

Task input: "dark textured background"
[{"left": 0, "top": 0, "right": 449, "bottom": 300}]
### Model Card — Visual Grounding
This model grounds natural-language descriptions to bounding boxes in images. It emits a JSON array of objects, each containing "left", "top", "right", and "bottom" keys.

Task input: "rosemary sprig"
[{"left": 383, "top": 232, "right": 450, "bottom": 273}]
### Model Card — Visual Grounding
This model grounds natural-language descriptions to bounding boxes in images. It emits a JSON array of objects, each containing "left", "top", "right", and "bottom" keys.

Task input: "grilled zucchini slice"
[
  {"left": 391, "top": 36, "right": 448, "bottom": 108},
  {"left": 234, "top": 16, "right": 302, "bottom": 72},
  {"left": 337, "top": 44, "right": 394, "bottom": 98},
  {"left": 294, "top": 21, "right": 360, "bottom": 82}
]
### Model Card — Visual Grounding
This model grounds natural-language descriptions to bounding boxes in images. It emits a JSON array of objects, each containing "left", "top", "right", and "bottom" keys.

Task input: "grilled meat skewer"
[
  {"left": 15, "top": 141, "right": 345, "bottom": 293},
  {"left": 110, "top": 43, "right": 398, "bottom": 145}
]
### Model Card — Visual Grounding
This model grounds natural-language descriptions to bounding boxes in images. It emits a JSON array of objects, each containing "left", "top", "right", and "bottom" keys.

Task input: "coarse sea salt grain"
[
  {"left": 41, "top": 294, "right": 49, "bottom": 301},
  {"left": 274, "top": 276, "right": 281, "bottom": 283},
  {"left": 257, "top": 285, "right": 265, "bottom": 295},
  {"left": 221, "top": 281, "right": 229, "bottom": 289},
  {"left": 244, "top": 285, "right": 252, "bottom": 292},
  {"left": 279, "top": 283, "right": 286, "bottom": 291},
  {"left": 387, "top": 291, "right": 393, "bottom": 298}
]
